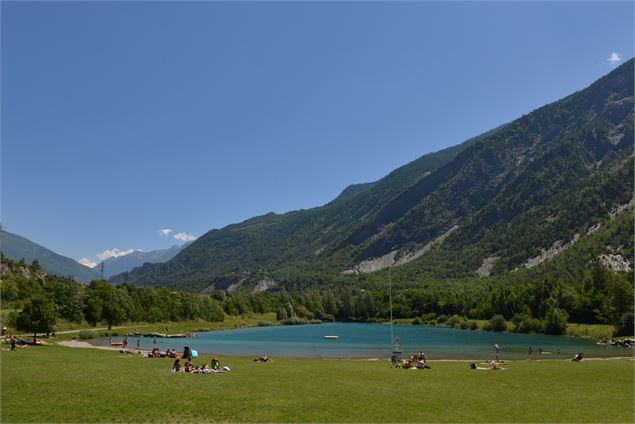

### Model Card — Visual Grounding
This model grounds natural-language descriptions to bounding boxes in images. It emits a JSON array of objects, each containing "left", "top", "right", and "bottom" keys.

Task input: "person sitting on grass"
[
  {"left": 172, "top": 357, "right": 181, "bottom": 372},
  {"left": 183, "top": 346, "right": 192, "bottom": 361},
  {"left": 402, "top": 359, "right": 413, "bottom": 369},
  {"left": 416, "top": 360, "right": 431, "bottom": 369},
  {"left": 211, "top": 358, "right": 221, "bottom": 371},
  {"left": 254, "top": 355, "right": 272, "bottom": 362},
  {"left": 571, "top": 353, "right": 583, "bottom": 362}
]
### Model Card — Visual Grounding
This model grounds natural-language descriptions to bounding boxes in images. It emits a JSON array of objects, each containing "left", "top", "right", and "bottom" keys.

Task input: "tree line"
[{"left": 1, "top": 254, "right": 632, "bottom": 339}]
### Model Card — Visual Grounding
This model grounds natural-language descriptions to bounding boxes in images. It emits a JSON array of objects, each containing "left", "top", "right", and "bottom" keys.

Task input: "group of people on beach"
[
  {"left": 172, "top": 356, "right": 227, "bottom": 374},
  {"left": 171, "top": 347, "right": 229, "bottom": 374},
  {"left": 391, "top": 351, "right": 431, "bottom": 369},
  {"left": 145, "top": 347, "right": 178, "bottom": 358},
  {"left": 2, "top": 335, "right": 46, "bottom": 350}
]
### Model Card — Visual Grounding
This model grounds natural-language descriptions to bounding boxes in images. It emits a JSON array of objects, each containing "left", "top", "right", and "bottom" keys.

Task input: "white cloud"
[
  {"left": 173, "top": 232, "right": 197, "bottom": 242},
  {"left": 158, "top": 228, "right": 173, "bottom": 237},
  {"left": 608, "top": 52, "right": 622, "bottom": 66},
  {"left": 78, "top": 257, "right": 97, "bottom": 268},
  {"left": 96, "top": 248, "right": 136, "bottom": 261}
]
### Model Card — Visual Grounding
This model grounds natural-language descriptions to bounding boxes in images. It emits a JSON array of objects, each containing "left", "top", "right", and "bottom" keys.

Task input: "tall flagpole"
[{"left": 389, "top": 267, "right": 393, "bottom": 350}]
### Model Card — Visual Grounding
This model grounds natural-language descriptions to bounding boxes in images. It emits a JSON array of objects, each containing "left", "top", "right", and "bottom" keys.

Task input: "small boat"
[
  {"left": 323, "top": 335, "right": 339, "bottom": 339},
  {"left": 110, "top": 342, "right": 124, "bottom": 346}
]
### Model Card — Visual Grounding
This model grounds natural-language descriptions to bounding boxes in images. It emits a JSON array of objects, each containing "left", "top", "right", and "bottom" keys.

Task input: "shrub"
[
  {"left": 294, "top": 305, "right": 314, "bottom": 320},
  {"left": 436, "top": 314, "right": 448, "bottom": 324},
  {"left": 517, "top": 319, "right": 535, "bottom": 333},
  {"left": 422, "top": 312, "right": 437, "bottom": 322},
  {"left": 482, "top": 321, "right": 491, "bottom": 331},
  {"left": 531, "top": 318, "right": 544, "bottom": 333},
  {"left": 257, "top": 320, "right": 273, "bottom": 327},
  {"left": 411, "top": 317, "right": 423, "bottom": 325},
  {"left": 511, "top": 313, "right": 525, "bottom": 331},
  {"left": 309, "top": 319, "right": 323, "bottom": 325},
  {"left": 459, "top": 320, "right": 469, "bottom": 330},
  {"left": 468, "top": 320, "right": 478, "bottom": 330},
  {"left": 614, "top": 312, "right": 634, "bottom": 337},
  {"left": 320, "top": 314, "right": 335, "bottom": 323},
  {"left": 78, "top": 330, "right": 95, "bottom": 340},
  {"left": 446, "top": 314, "right": 463, "bottom": 328},
  {"left": 489, "top": 315, "right": 507, "bottom": 332},
  {"left": 280, "top": 317, "right": 309, "bottom": 325},
  {"left": 543, "top": 308, "right": 568, "bottom": 335}
]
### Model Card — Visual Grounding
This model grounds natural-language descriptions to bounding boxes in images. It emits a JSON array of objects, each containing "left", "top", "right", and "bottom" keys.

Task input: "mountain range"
[
  {"left": 110, "top": 59, "right": 635, "bottom": 291},
  {"left": 0, "top": 230, "right": 99, "bottom": 283},
  {"left": 97, "top": 244, "right": 190, "bottom": 279},
  {"left": 0, "top": 230, "right": 190, "bottom": 283}
]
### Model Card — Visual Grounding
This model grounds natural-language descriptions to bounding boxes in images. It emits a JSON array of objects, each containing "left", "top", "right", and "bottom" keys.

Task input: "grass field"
[{"left": 1, "top": 344, "right": 633, "bottom": 423}]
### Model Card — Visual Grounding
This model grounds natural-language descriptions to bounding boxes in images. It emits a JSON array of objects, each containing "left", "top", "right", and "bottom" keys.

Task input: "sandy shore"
[{"left": 57, "top": 340, "right": 122, "bottom": 351}]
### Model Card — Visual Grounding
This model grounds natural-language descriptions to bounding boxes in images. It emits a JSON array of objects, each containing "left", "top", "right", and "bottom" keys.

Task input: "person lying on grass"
[
  {"left": 254, "top": 355, "right": 272, "bottom": 362},
  {"left": 572, "top": 353, "right": 584, "bottom": 362},
  {"left": 416, "top": 360, "right": 431, "bottom": 369},
  {"left": 172, "top": 358, "right": 230, "bottom": 373}
]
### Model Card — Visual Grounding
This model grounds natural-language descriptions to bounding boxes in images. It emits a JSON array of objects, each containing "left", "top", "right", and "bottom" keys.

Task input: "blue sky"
[{"left": 1, "top": 1, "right": 633, "bottom": 266}]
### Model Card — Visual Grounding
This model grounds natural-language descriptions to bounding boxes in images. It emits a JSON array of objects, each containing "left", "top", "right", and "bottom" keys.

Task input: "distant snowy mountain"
[{"left": 100, "top": 243, "right": 190, "bottom": 279}]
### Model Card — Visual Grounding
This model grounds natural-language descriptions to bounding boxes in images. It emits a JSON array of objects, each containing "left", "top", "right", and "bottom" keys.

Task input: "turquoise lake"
[{"left": 93, "top": 323, "right": 631, "bottom": 359}]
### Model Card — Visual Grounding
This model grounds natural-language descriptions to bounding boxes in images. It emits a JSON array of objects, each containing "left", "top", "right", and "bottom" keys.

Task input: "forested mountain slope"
[
  {"left": 0, "top": 230, "right": 98, "bottom": 283},
  {"left": 116, "top": 59, "right": 634, "bottom": 291}
]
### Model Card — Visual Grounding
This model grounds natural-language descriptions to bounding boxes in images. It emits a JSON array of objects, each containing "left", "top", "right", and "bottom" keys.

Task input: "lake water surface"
[{"left": 92, "top": 323, "right": 631, "bottom": 359}]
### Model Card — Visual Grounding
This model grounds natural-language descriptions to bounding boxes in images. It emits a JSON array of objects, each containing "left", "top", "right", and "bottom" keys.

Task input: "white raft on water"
[{"left": 323, "top": 335, "right": 340, "bottom": 339}]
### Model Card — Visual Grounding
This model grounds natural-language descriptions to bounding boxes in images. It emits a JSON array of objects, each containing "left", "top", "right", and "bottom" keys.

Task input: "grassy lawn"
[
  {"left": 1, "top": 345, "right": 633, "bottom": 423},
  {"left": 566, "top": 323, "right": 615, "bottom": 340}
]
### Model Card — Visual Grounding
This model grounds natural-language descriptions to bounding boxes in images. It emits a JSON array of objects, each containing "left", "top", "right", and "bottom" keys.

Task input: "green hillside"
[
  {"left": 0, "top": 230, "right": 98, "bottom": 283},
  {"left": 116, "top": 59, "right": 634, "bottom": 291}
]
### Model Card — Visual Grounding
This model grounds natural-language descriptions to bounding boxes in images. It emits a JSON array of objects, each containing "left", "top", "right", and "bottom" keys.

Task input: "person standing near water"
[{"left": 494, "top": 344, "right": 501, "bottom": 362}]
